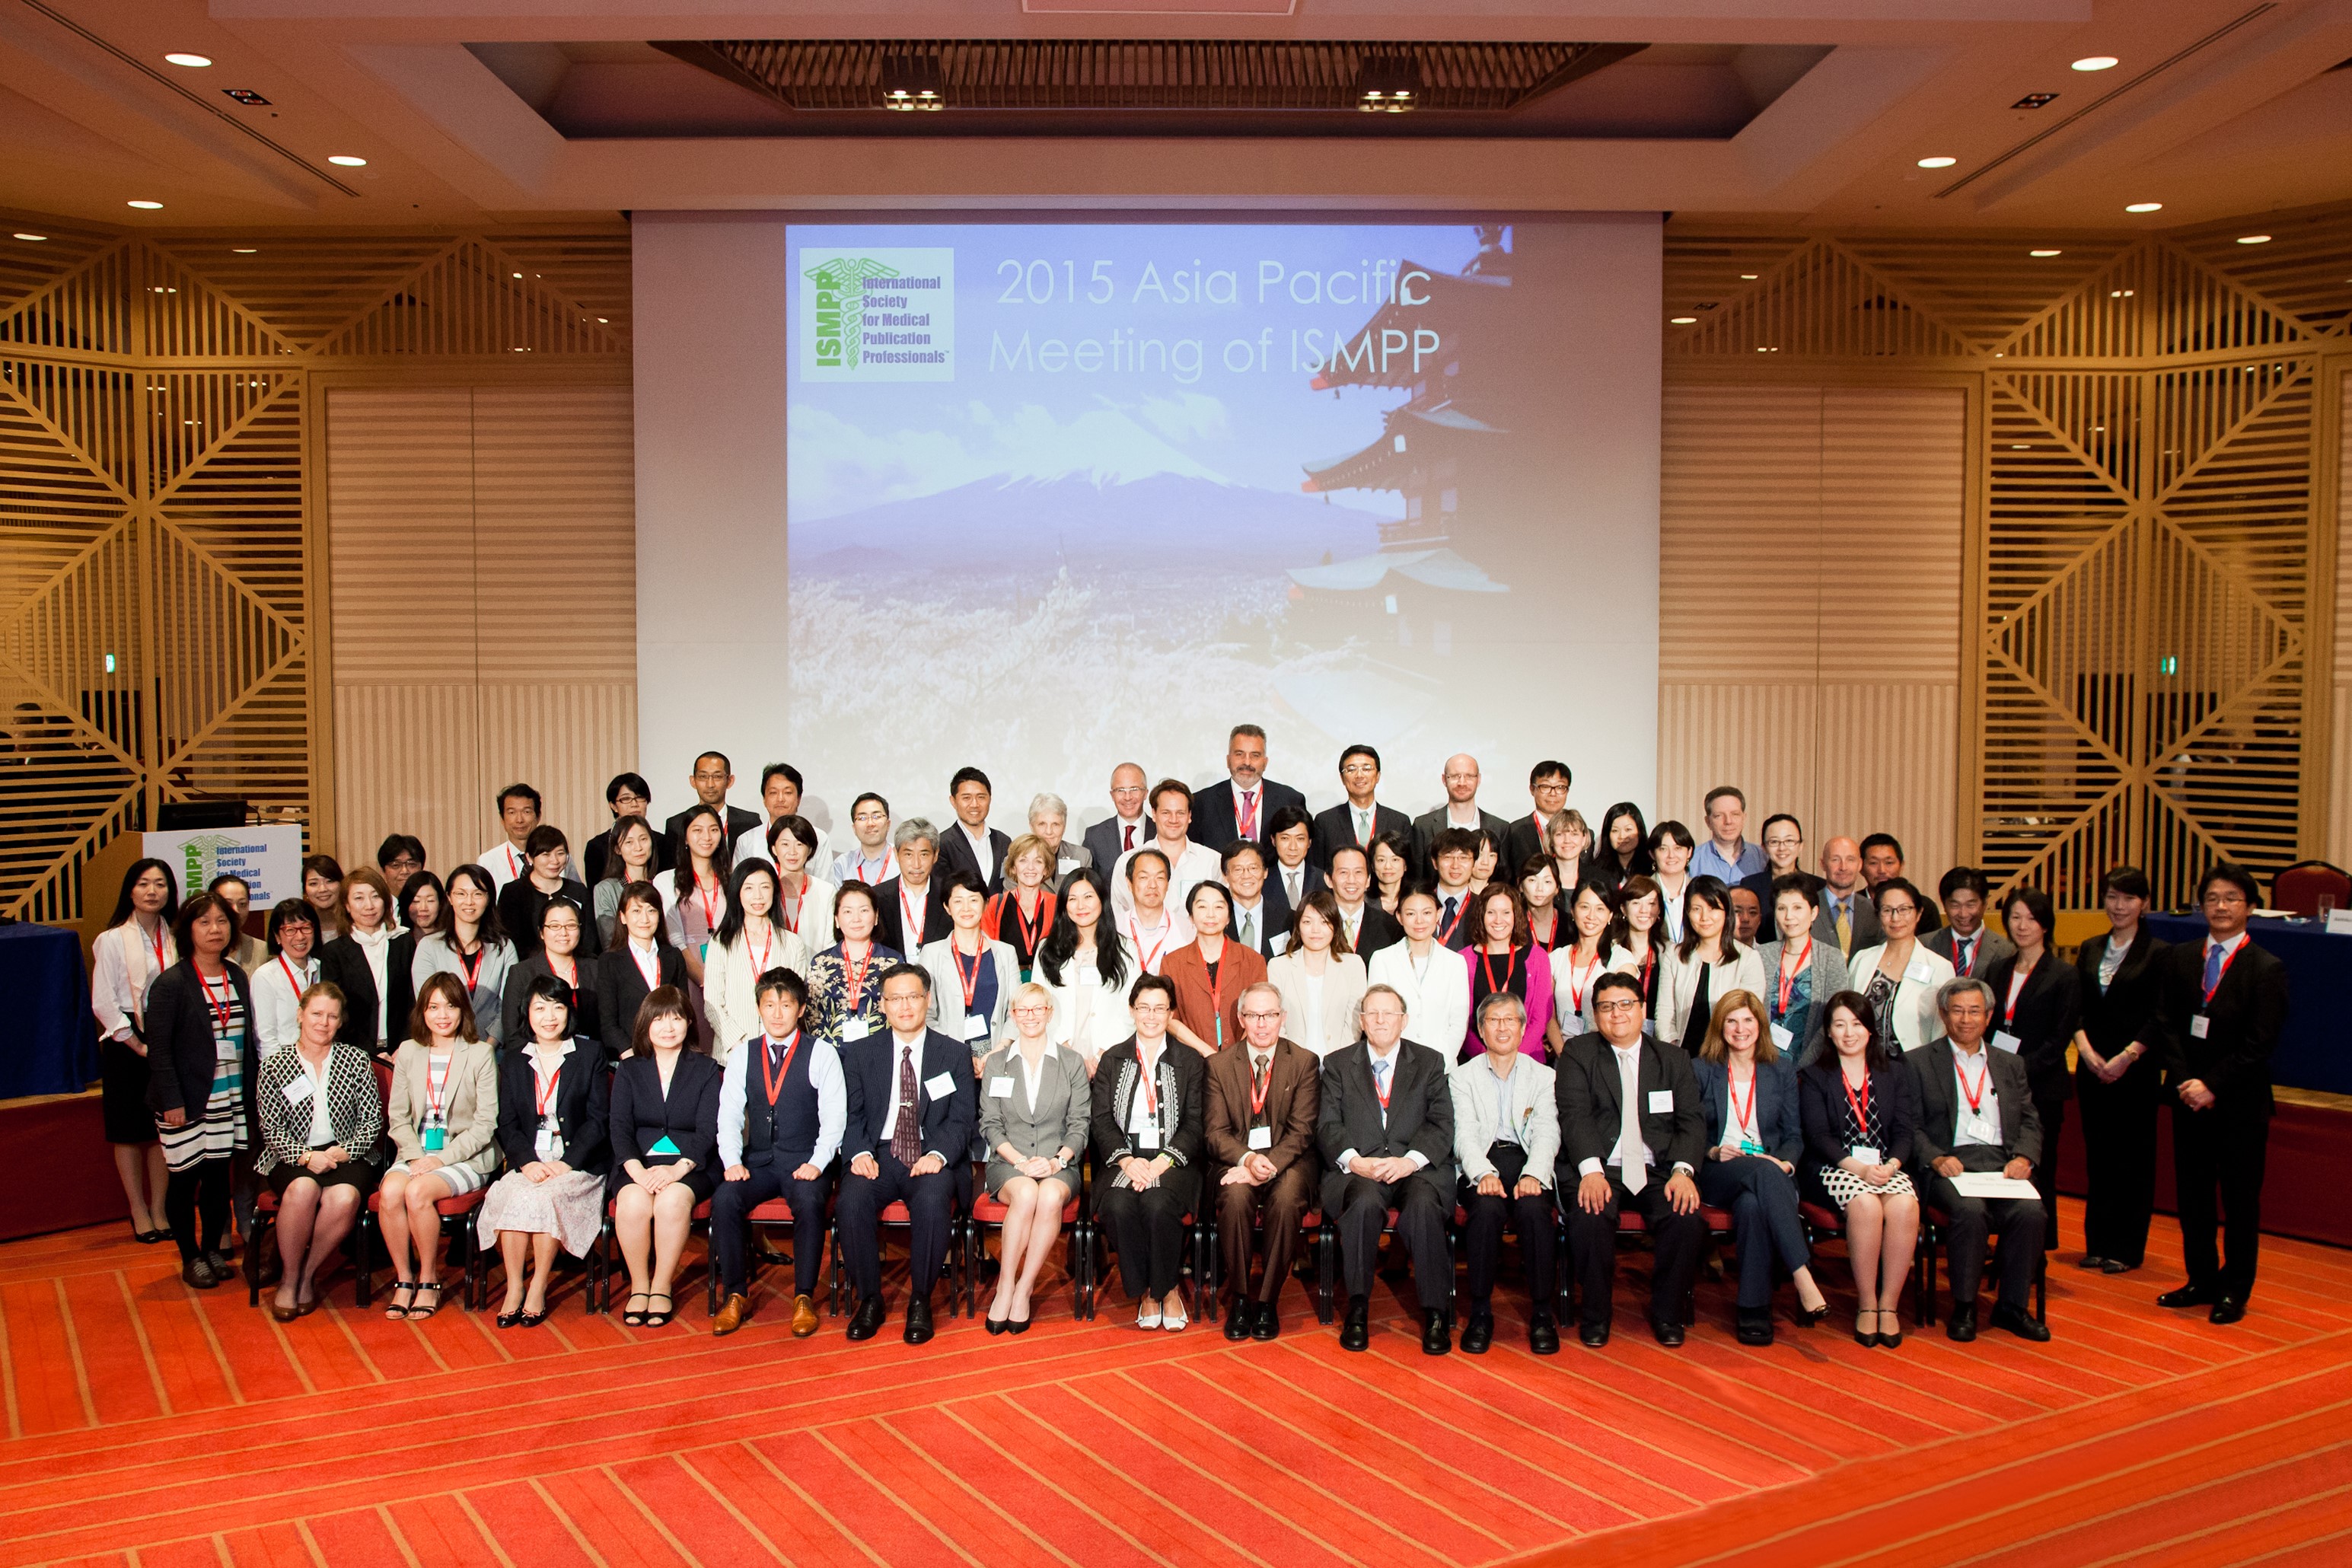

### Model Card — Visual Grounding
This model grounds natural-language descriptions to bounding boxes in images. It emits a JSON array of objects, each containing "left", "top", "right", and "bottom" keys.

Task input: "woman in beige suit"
[
  {"left": 978, "top": 982, "right": 1090, "bottom": 1333},
  {"left": 378, "top": 972, "right": 501, "bottom": 1319},
  {"left": 1264, "top": 891, "right": 1366, "bottom": 1058}
]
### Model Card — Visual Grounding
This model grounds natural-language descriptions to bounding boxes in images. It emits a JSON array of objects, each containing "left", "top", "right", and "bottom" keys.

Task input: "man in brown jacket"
[{"left": 1206, "top": 980, "right": 1321, "bottom": 1340}]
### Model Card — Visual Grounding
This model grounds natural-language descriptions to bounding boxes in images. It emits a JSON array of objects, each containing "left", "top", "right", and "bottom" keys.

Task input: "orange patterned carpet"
[{"left": 0, "top": 1197, "right": 2347, "bottom": 1567}]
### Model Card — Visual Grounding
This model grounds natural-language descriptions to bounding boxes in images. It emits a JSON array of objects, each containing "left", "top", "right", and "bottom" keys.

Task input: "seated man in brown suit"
[{"left": 1206, "top": 980, "right": 1321, "bottom": 1340}]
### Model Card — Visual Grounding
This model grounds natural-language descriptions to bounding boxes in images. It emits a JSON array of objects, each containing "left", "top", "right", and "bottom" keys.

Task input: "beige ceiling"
[{"left": 0, "top": 0, "right": 2347, "bottom": 231}]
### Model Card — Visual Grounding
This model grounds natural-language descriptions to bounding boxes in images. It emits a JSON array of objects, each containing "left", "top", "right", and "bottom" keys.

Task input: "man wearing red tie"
[
  {"left": 1192, "top": 725, "right": 1307, "bottom": 853},
  {"left": 1082, "top": 763, "right": 1154, "bottom": 872},
  {"left": 2142, "top": 863, "right": 2288, "bottom": 1325},
  {"left": 1206, "top": 982, "right": 1321, "bottom": 1338}
]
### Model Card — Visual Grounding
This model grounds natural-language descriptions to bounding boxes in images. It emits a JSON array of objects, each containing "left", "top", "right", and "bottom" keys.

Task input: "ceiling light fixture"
[
  {"left": 2029, "top": 248, "right": 2062, "bottom": 257},
  {"left": 1739, "top": 273, "right": 1758, "bottom": 280},
  {"left": 14, "top": 232, "right": 46, "bottom": 242},
  {"left": 1354, "top": 53, "right": 1422, "bottom": 113},
  {"left": 327, "top": 155, "right": 368, "bottom": 167},
  {"left": 126, "top": 200, "right": 163, "bottom": 209},
  {"left": 2124, "top": 202, "right": 2163, "bottom": 213},
  {"left": 163, "top": 53, "right": 212, "bottom": 69},
  {"left": 879, "top": 52, "right": 945, "bottom": 112},
  {"left": 231, "top": 247, "right": 257, "bottom": 253},
  {"left": 2071, "top": 56, "right": 2119, "bottom": 72},
  {"left": 2236, "top": 234, "right": 2272, "bottom": 244},
  {"left": 222, "top": 88, "right": 269, "bottom": 106},
  {"left": 2010, "top": 92, "right": 2059, "bottom": 110},
  {"left": 1916, "top": 155, "right": 1957, "bottom": 168},
  {"left": 1668, "top": 316, "right": 1697, "bottom": 324}
]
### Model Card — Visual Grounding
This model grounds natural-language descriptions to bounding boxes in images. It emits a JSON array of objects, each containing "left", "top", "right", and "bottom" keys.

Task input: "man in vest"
[{"left": 712, "top": 968, "right": 845, "bottom": 1337}]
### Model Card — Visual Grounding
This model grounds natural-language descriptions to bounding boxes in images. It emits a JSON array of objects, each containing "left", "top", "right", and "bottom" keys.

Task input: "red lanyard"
[
  {"left": 1638, "top": 946, "right": 1656, "bottom": 994},
  {"left": 533, "top": 1060, "right": 562, "bottom": 1119},
  {"left": 549, "top": 955, "right": 577, "bottom": 990},
  {"left": 1012, "top": 890, "right": 1049, "bottom": 955},
  {"left": 1567, "top": 948, "right": 1599, "bottom": 1016},
  {"left": 277, "top": 955, "right": 307, "bottom": 1000},
  {"left": 1249, "top": 1052, "right": 1273, "bottom": 1117},
  {"left": 1957, "top": 934, "right": 1980, "bottom": 976},
  {"left": 954, "top": 942, "right": 983, "bottom": 1011},
  {"left": 778, "top": 878, "right": 803, "bottom": 935},
  {"left": 1955, "top": 1052, "right": 1990, "bottom": 1114},
  {"left": 1129, "top": 917, "right": 1169, "bottom": 974},
  {"left": 748, "top": 924, "right": 773, "bottom": 978},
  {"left": 1436, "top": 897, "right": 1468, "bottom": 945},
  {"left": 1480, "top": 945, "right": 1519, "bottom": 996},
  {"left": 425, "top": 1050, "right": 450, "bottom": 1122},
  {"left": 1777, "top": 939, "right": 1811, "bottom": 1018},
  {"left": 457, "top": 944, "right": 485, "bottom": 992},
  {"left": 2003, "top": 961, "right": 2033, "bottom": 1025},
  {"left": 901, "top": 884, "right": 926, "bottom": 946},
  {"left": 1138, "top": 1050, "right": 1160, "bottom": 1117},
  {"left": 633, "top": 943, "right": 659, "bottom": 989},
  {"left": 841, "top": 943, "right": 874, "bottom": 1009},
  {"left": 693, "top": 872, "right": 721, "bottom": 935},
  {"left": 1728, "top": 1069, "right": 1757, "bottom": 1139},
  {"left": 855, "top": 849, "right": 896, "bottom": 885},
  {"left": 1236, "top": 788, "right": 1259, "bottom": 840},
  {"left": 1528, "top": 908, "right": 1556, "bottom": 949},
  {"left": 759, "top": 1030, "right": 802, "bottom": 1108},
  {"left": 1372, "top": 1053, "right": 1394, "bottom": 1111},
  {"left": 148, "top": 921, "right": 169, "bottom": 974},
  {"left": 197, "top": 967, "right": 234, "bottom": 1031},
  {"left": 2202, "top": 939, "right": 2244, "bottom": 1007},
  {"left": 505, "top": 846, "right": 521, "bottom": 880},
  {"left": 1840, "top": 1067, "right": 1871, "bottom": 1131}
]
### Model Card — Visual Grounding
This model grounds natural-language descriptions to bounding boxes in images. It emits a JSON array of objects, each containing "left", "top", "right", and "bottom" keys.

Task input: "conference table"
[
  {"left": 2146, "top": 914, "right": 2350, "bottom": 1096},
  {"left": 0, "top": 922, "right": 97, "bottom": 1099}
]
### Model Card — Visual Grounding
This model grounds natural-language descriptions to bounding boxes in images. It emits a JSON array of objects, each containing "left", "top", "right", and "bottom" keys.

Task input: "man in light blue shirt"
[{"left": 1691, "top": 786, "right": 1766, "bottom": 884}]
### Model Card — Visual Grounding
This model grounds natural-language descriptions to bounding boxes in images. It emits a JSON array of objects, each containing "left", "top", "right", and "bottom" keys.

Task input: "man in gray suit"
[
  {"left": 1907, "top": 977, "right": 2051, "bottom": 1343},
  {"left": 1920, "top": 868, "right": 2014, "bottom": 979},
  {"left": 1317, "top": 983, "right": 1456, "bottom": 1356},
  {"left": 1080, "top": 762, "right": 1154, "bottom": 875},
  {"left": 1811, "top": 837, "right": 1882, "bottom": 958},
  {"left": 1410, "top": 753, "right": 1509, "bottom": 878}
]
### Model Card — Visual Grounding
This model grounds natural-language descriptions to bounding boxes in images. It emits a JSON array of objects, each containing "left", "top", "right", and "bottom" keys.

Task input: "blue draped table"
[
  {"left": 2145, "top": 913, "right": 2348, "bottom": 1096},
  {"left": 0, "top": 923, "right": 97, "bottom": 1099}
]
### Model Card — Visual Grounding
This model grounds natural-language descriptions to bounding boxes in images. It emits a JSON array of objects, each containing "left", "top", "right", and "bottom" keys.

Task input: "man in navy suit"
[
  {"left": 1311, "top": 744, "right": 1411, "bottom": 873},
  {"left": 933, "top": 766, "right": 1012, "bottom": 896},
  {"left": 1191, "top": 725, "right": 1307, "bottom": 853},
  {"left": 1082, "top": 762, "right": 1154, "bottom": 874},
  {"left": 838, "top": 964, "right": 977, "bottom": 1343}
]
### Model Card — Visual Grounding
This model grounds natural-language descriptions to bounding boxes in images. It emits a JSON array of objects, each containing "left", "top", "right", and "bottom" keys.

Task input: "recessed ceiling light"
[
  {"left": 164, "top": 53, "right": 212, "bottom": 69},
  {"left": 1739, "top": 273, "right": 1758, "bottom": 280},
  {"left": 2236, "top": 234, "right": 2271, "bottom": 244},
  {"left": 126, "top": 200, "right": 163, "bottom": 209},
  {"left": 1668, "top": 316, "right": 1697, "bottom": 325},
  {"left": 327, "top": 155, "right": 368, "bottom": 167},
  {"left": 2124, "top": 202, "right": 2163, "bottom": 213},
  {"left": 13, "top": 232, "right": 46, "bottom": 242},
  {"left": 1916, "top": 156, "right": 1957, "bottom": 169},
  {"left": 2029, "top": 249, "right": 2062, "bottom": 257},
  {"left": 231, "top": 247, "right": 257, "bottom": 253},
  {"left": 2072, "top": 56, "right": 2119, "bottom": 72}
]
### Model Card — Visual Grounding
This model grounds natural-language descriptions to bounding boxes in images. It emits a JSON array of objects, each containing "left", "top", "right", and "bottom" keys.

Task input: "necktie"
[
  {"left": 1123, "top": 824, "right": 1135, "bottom": 852},
  {"left": 1241, "top": 789, "right": 1258, "bottom": 838},
  {"left": 1616, "top": 1051, "right": 1647, "bottom": 1194},
  {"left": 1252, "top": 1053, "right": 1270, "bottom": 1119},
  {"left": 2203, "top": 942, "right": 2225, "bottom": 993},
  {"left": 1356, "top": 808, "right": 1370, "bottom": 843},
  {"left": 1443, "top": 896, "right": 1458, "bottom": 932},
  {"left": 1834, "top": 899, "right": 1852, "bottom": 954},
  {"left": 890, "top": 1043, "right": 920, "bottom": 1166},
  {"left": 1372, "top": 1056, "right": 1390, "bottom": 1116},
  {"left": 1240, "top": 911, "right": 1256, "bottom": 949}
]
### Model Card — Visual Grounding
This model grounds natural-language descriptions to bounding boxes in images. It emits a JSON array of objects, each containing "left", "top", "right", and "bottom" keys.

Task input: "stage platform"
[{"left": 0, "top": 1198, "right": 2344, "bottom": 1566}]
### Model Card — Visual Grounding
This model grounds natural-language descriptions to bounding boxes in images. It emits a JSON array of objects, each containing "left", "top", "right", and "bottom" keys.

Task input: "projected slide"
[{"left": 784, "top": 219, "right": 1647, "bottom": 818}]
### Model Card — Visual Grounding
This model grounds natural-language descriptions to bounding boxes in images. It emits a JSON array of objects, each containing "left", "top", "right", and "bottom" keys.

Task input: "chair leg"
[
  {"left": 1315, "top": 1219, "right": 1335, "bottom": 1325},
  {"left": 245, "top": 1216, "right": 266, "bottom": 1308},
  {"left": 352, "top": 1213, "right": 375, "bottom": 1308}
]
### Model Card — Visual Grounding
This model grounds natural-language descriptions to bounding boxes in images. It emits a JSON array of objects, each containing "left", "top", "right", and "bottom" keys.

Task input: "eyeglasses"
[
  {"left": 1595, "top": 999, "right": 1643, "bottom": 1016},
  {"left": 1238, "top": 1010, "right": 1281, "bottom": 1022},
  {"left": 1011, "top": 1004, "right": 1050, "bottom": 1017},
  {"left": 612, "top": 792, "right": 649, "bottom": 810},
  {"left": 543, "top": 923, "right": 580, "bottom": 936}
]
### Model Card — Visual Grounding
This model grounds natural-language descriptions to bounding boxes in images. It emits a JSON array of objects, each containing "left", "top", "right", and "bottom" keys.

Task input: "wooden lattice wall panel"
[
  {"left": 0, "top": 217, "right": 631, "bottom": 924},
  {"left": 1668, "top": 203, "right": 2348, "bottom": 909}
]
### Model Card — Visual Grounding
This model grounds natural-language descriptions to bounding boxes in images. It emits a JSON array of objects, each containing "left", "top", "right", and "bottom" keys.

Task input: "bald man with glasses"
[{"left": 1205, "top": 982, "right": 1321, "bottom": 1340}]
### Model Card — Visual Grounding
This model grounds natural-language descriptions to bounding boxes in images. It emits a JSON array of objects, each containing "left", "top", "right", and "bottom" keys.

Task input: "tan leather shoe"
[
  {"left": 791, "top": 1292, "right": 820, "bottom": 1337},
  {"left": 712, "top": 1292, "right": 751, "bottom": 1337}
]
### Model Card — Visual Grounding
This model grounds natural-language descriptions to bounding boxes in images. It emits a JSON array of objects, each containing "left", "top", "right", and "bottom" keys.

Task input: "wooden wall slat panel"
[
  {"left": 476, "top": 681, "right": 639, "bottom": 862},
  {"left": 1818, "top": 387, "right": 1965, "bottom": 684},
  {"left": 324, "top": 388, "right": 476, "bottom": 681},
  {"left": 470, "top": 387, "right": 636, "bottom": 683},
  {"left": 1815, "top": 683, "right": 1962, "bottom": 881},
  {"left": 1659, "top": 384, "right": 1822, "bottom": 676},
  {"left": 1656, "top": 684, "right": 1817, "bottom": 835},
  {"left": 2334, "top": 368, "right": 2350, "bottom": 866},
  {"left": 332, "top": 684, "right": 483, "bottom": 878}
]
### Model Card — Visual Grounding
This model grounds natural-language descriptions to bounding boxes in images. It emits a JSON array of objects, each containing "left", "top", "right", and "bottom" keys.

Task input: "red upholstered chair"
[
  {"left": 2272, "top": 861, "right": 2350, "bottom": 917},
  {"left": 732, "top": 1193, "right": 833, "bottom": 1315},
  {"left": 598, "top": 1194, "right": 714, "bottom": 1315},
  {"left": 1917, "top": 1203, "right": 2046, "bottom": 1327},
  {"left": 829, "top": 1198, "right": 972, "bottom": 1318},
  {"left": 964, "top": 1164, "right": 1088, "bottom": 1319},
  {"left": 1312, "top": 1206, "right": 1445, "bottom": 1326},
  {"left": 1086, "top": 1206, "right": 1209, "bottom": 1323},
  {"left": 1199, "top": 1203, "right": 1323, "bottom": 1324}
]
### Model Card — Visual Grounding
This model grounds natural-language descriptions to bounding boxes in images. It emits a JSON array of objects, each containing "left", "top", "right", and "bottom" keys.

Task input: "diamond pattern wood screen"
[
  {"left": 1668, "top": 205, "right": 2347, "bottom": 909},
  {"left": 0, "top": 217, "right": 629, "bottom": 923}
]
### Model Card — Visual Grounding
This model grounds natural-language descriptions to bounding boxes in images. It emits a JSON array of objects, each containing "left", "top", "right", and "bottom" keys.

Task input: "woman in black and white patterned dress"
[
  {"left": 144, "top": 893, "right": 260, "bottom": 1290},
  {"left": 1797, "top": 990, "right": 1922, "bottom": 1348}
]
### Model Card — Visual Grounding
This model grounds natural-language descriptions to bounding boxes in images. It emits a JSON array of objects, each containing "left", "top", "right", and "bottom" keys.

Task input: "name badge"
[
  {"left": 1963, "top": 1113, "right": 1999, "bottom": 1143},
  {"left": 923, "top": 1071, "right": 957, "bottom": 1101},
  {"left": 1906, "top": 959, "right": 1932, "bottom": 983},
  {"left": 422, "top": 1127, "right": 445, "bottom": 1152},
  {"left": 1850, "top": 1143, "right": 1881, "bottom": 1164},
  {"left": 1248, "top": 1127, "right": 1273, "bottom": 1150},
  {"left": 987, "top": 1076, "right": 1015, "bottom": 1098},
  {"left": 1138, "top": 1128, "right": 1162, "bottom": 1150},
  {"left": 648, "top": 1135, "right": 680, "bottom": 1156},
  {"left": 534, "top": 1127, "right": 559, "bottom": 1161},
  {"left": 1769, "top": 1021, "right": 1795, "bottom": 1051},
  {"left": 1739, "top": 1139, "right": 1765, "bottom": 1156},
  {"left": 2189, "top": 1015, "right": 2210, "bottom": 1039},
  {"left": 281, "top": 1076, "right": 314, "bottom": 1105},
  {"left": 1991, "top": 1031, "right": 2022, "bottom": 1054},
  {"left": 840, "top": 1018, "right": 870, "bottom": 1042},
  {"left": 962, "top": 1014, "right": 991, "bottom": 1041},
  {"left": 1646, "top": 1089, "right": 1674, "bottom": 1114}
]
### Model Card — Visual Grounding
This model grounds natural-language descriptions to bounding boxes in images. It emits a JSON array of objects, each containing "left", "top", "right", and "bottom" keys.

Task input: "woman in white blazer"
[
  {"left": 1265, "top": 891, "right": 1369, "bottom": 1057},
  {"left": 1550, "top": 882, "right": 1616, "bottom": 1039},
  {"left": 1032, "top": 868, "right": 1130, "bottom": 1072},
  {"left": 1656, "top": 877, "right": 1769, "bottom": 1051},
  {"left": 922, "top": 872, "right": 1021, "bottom": 1057},
  {"left": 766, "top": 814, "right": 837, "bottom": 953},
  {"left": 1844, "top": 877, "right": 1954, "bottom": 1053},
  {"left": 1364, "top": 888, "right": 1471, "bottom": 1059},
  {"left": 700, "top": 862, "right": 811, "bottom": 1061}
]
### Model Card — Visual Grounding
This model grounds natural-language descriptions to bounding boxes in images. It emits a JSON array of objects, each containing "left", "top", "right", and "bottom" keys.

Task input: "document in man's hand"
[{"left": 1949, "top": 1172, "right": 2042, "bottom": 1200}]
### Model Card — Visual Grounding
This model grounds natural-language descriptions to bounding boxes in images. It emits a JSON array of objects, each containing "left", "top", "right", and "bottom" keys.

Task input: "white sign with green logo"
[{"left": 798, "top": 247, "right": 955, "bottom": 381}]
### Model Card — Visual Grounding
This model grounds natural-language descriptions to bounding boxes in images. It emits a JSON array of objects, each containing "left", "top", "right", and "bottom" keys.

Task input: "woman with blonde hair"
[
  {"left": 251, "top": 982, "right": 384, "bottom": 1318},
  {"left": 1691, "top": 990, "right": 1828, "bottom": 1343},
  {"left": 977, "top": 981, "right": 1089, "bottom": 1331}
]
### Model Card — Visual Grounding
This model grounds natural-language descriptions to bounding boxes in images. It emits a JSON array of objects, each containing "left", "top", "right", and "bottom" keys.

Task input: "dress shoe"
[
  {"left": 1734, "top": 1307, "right": 1774, "bottom": 1347},
  {"left": 1579, "top": 1319, "right": 1611, "bottom": 1348},
  {"left": 1421, "top": 1308, "right": 1452, "bottom": 1356},
  {"left": 846, "top": 1294, "right": 887, "bottom": 1341},
  {"left": 2210, "top": 1297, "right": 2248, "bottom": 1325},
  {"left": 2157, "top": 1283, "right": 2217, "bottom": 1309},
  {"left": 204, "top": 1248, "right": 237, "bottom": 1277},
  {"left": 903, "top": 1296, "right": 935, "bottom": 1345},
  {"left": 791, "top": 1293, "right": 820, "bottom": 1337},
  {"left": 1946, "top": 1300, "right": 1978, "bottom": 1342},
  {"left": 985, "top": 1318, "right": 1006, "bottom": 1337},
  {"left": 1224, "top": 1298, "right": 1253, "bottom": 1340},
  {"left": 2099, "top": 1258, "right": 2135, "bottom": 1274},
  {"left": 1251, "top": 1300, "right": 1280, "bottom": 1342},
  {"left": 1339, "top": 1296, "right": 1371, "bottom": 1352},
  {"left": 1460, "top": 1308, "right": 1494, "bottom": 1355},
  {"left": 1651, "top": 1318, "right": 1686, "bottom": 1348},
  {"left": 1990, "top": 1303, "right": 2051, "bottom": 1342},
  {"left": 1528, "top": 1307, "right": 1560, "bottom": 1356},
  {"left": 180, "top": 1257, "right": 221, "bottom": 1290},
  {"left": 2076, "top": 1254, "right": 2111, "bottom": 1271},
  {"left": 1875, "top": 1308, "right": 1904, "bottom": 1349},
  {"left": 712, "top": 1292, "right": 751, "bottom": 1337}
]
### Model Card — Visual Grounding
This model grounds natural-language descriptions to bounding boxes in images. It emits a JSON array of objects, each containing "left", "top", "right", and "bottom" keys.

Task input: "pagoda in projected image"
[{"left": 1288, "top": 224, "right": 1514, "bottom": 665}]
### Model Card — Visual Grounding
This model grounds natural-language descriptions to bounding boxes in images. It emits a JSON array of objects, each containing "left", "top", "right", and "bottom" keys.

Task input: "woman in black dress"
[
  {"left": 608, "top": 986, "right": 722, "bottom": 1326},
  {"left": 2067, "top": 866, "right": 2169, "bottom": 1273}
]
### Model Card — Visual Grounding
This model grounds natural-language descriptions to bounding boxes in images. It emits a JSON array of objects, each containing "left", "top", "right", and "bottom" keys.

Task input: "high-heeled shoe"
[
  {"left": 496, "top": 1304, "right": 525, "bottom": 1328},
  {"left": 1854, "top": 1309, "right": 1877, "bottom": 1346},
  {"left": 1792, "top": 1298, "right": 1831, "bottom": 1327},
  {"left": 985, "top": 1317, "right": 1007, "bottom": 1336},
  {"left": 1874, "top": 1308, "right": 1904, "bottom": 1348}
]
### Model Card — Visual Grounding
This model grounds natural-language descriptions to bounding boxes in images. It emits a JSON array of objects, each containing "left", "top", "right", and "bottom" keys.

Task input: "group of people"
[{"left": 88, "top": 728, "right": 2287, "bottom": 1345}]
